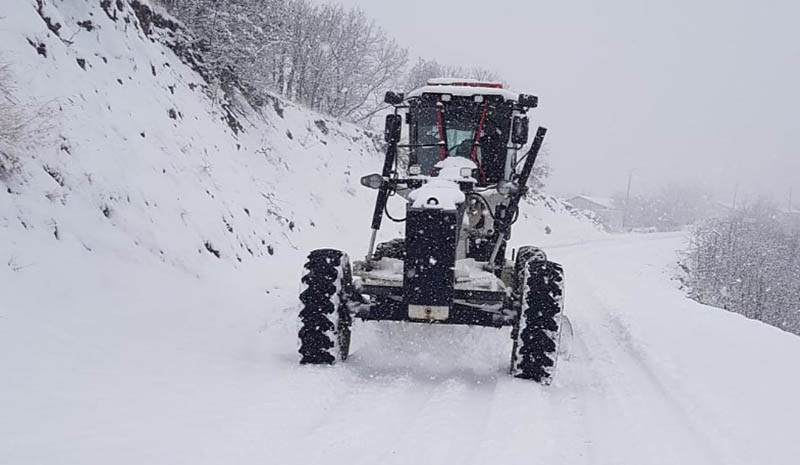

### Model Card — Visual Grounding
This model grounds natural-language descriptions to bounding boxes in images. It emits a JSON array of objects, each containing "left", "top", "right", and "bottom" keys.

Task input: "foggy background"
[{"left": 337, "top": 0, "right": 799, "bottom": 206}]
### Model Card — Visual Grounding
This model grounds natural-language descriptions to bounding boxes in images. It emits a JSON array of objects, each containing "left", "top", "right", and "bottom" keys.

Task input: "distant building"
[
  {"left": 566, "top": 195, "right": 624, "bottom": 231},
  {"left": 779, "top": 208, "right": 800, "bottom": 227},
  {"left": 706, "top": 201, "right": 734, "bottom": 219}
]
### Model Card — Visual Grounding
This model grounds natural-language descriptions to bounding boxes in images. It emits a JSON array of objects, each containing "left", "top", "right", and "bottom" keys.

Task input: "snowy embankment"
[
  {"left": 0, "top": 0, "right": 397, "bottom": 274},
  {"left": 3, "top": 1, "right": 800, "bottom": 464},
  {"left": 0, "top": 0, "right": 594, "bottom": 278}
]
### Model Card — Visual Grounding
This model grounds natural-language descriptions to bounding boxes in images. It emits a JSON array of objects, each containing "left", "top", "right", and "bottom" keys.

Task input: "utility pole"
[
  {"left": 732, "top": 181, "right": 740, "bottom": 210},
  {"left": 790, "top": 187, "right": 794, "bottom": 212},
  {"left": 622, "top": 170, "right": 633, "bottom": 230}
]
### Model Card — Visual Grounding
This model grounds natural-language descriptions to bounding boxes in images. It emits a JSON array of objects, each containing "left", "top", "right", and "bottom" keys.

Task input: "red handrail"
[
  {"left": 470, "top": 101, "right": 489, "bottom": 182},
  {"left": 436, "top": 104, "right": 448, "bottom": 161}
]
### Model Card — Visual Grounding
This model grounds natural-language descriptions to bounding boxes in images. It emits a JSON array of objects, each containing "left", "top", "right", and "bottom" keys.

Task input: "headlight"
[{"left": 360, "top": 173, "right": 385, "bottom": 189}]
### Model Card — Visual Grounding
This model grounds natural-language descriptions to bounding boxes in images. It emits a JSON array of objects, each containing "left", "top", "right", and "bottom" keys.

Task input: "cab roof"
[{"left": 406, "top": 77, "right": 518, "bottom": 101}]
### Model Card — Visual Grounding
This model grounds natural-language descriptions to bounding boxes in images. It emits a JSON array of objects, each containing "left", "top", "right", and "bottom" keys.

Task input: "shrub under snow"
[{"left": 684, "top": 202, "right": 800, "bottom": 335}]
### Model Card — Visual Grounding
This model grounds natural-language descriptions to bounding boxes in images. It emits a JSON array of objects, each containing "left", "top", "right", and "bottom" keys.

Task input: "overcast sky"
[{"left": 336, "top": 0, "right": 799, "bottom": 205}]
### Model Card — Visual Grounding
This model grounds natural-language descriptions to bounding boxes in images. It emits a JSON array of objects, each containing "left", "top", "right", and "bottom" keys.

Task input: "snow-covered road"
[
  {"left": 5, "top": 2, "right": 796, "bottom": 463},
  {"left": 3, "top": 232, "right": 799, "bottom": 464}
]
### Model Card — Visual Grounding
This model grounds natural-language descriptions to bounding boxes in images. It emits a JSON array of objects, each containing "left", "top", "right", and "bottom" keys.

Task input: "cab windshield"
[{"left": 409, "top": 96, "right": 510, "bottom": 184}]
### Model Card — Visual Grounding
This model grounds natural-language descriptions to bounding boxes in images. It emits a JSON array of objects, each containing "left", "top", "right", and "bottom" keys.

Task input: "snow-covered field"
[{"left": 2, "top": 1, "right": 800, "bottom": 464}]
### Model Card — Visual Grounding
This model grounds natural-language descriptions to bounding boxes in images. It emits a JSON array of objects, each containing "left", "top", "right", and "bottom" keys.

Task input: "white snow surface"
[
  {"left": 426, "top": 77, "right": 504, "bottom": 87},
  {"left": 433, "top": 156, "right": 478, "bottom": 181},
  {"left": 407, "top": 84, "right": 518, "bottom": 101},
  {"left": 408, "top": 158, "right": 475, "bottom": 209},
  {"left": 2, "top": 2, "right": 800, "bottom": 465},
  {"left": 408, "top": 179, "right": 465, "bottom": 210}
]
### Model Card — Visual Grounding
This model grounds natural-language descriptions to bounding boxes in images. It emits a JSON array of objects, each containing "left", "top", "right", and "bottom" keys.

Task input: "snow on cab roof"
[
  {"left": 407, "top": 77, "right": 517, "bottom": 101},
  {"left": 426, "top": 77, "right": 504, "bottom": 88}
]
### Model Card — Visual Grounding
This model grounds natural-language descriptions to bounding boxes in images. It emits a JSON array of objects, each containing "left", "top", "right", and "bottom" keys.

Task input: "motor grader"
[{"left": 298, "top": 79, "right": 565, "bottom": 383}]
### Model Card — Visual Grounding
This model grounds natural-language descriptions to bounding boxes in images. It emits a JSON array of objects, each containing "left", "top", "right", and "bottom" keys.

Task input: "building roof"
[{"left": 567, "top": 195, "right": 617, "bottom": 210}]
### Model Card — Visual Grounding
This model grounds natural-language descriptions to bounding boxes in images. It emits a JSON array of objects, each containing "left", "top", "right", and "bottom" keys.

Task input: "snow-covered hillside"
[
  {"left": 4, "top": 2, "right": 799, "bottom": 465},
  {"left": 0, "top": 0, "right": 596, "bottom": 278},
  {"left": 1, "top": 0, "right": 396, "bottom": 276}
]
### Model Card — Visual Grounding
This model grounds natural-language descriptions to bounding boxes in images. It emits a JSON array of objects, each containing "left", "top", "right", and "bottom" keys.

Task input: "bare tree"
[
  {"left": 159, "top": 0, "right": 407, "bottom": 121},
  {"left": 684, "top": 201, "right": 800, "bottom": 335},
  {"left": 404, "top": 58, "right": 504, "bottom": 92},
  {"left": 0, "top": 60, "right": 54, "bottom": 180},
  {"left": 1, "top": 62, "right": 28, "bottom": 178},
  {"left": 613, "top": 183, "right": 716, "bottom": 231}
]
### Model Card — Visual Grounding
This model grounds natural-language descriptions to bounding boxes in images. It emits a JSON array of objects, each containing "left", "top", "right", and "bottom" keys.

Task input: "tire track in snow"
[
  {"left": 365, "top": 376, "right": 498, "bottom": 465},
  {"left": 604, "top": 315, "right": 726, "bottom": 464},
  {"left": 287, "top": 371, "right": 438, "bottom": 464},
  {"left": 553, "top": 235, "right": 726, "bottom": 465},
  {"left": 273, "top": 232, "right": 767, "bottom": 464},
  {"left": 346, "top": 322, "right": 504, "bottom": 465},
  {"left": 528, "top": 234, "right": 723, "bottom": 465}
]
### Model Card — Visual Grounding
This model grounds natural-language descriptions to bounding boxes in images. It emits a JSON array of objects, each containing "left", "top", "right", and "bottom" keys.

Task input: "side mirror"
[
  {"left": 384, "top": 91, "right": 405, "bottom": 105},
  {"left": 511, "top": 116, "right": 529, "bottom": 145},
  {"left": 518, "top": 93, "right": 538, "bottom": 109},
  {"left": 384, "top": 114, "right": 402, "bottom": 143},
  {"left": 360, "top": 173, "right": 385, "bottom": 190}
]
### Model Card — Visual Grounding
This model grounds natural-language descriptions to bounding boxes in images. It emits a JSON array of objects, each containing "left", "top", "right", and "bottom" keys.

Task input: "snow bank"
[
  {"left": 0, "top": 0, "right": 405, "bottom": 281},
  {"left": 511, "top": 193, "right": 606, "bottom": 250}
]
